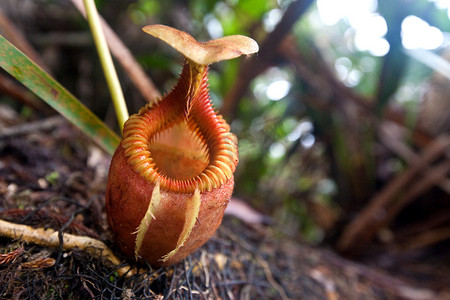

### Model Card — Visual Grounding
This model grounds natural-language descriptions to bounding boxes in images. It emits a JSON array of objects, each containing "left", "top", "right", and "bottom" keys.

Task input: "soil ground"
[{"left": 0, "top": 116, "right": 448, "bottom": 299}]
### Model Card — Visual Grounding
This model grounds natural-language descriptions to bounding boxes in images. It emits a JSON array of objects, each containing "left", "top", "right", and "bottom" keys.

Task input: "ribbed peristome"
[{"left": 120, "top": 61, "right": 238, "bottom": 193}]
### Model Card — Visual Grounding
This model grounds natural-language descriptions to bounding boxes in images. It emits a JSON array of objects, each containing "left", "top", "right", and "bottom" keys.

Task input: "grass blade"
[{"left": 0, "top": 34, "right": 120, "bottom": 155}]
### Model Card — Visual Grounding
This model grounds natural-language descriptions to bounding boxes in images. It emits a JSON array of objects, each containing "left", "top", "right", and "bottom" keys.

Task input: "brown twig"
[
  {"left": 0, "top": 208, "right": 100, "bottom": 239},
  {"left": 0, "top": 7, "right": 53, "bottom": 113},
  {"left": 70, "top": 0, "right": 161, "bottom": 103},
  {"left": 337, "top": 135, "right": 450, "bottom": 253},
  {"left": 397, "top": 210, "right": 450, "bottom": 240},
  {"left": 379, "top": 122, "right": 450, "bottom": 193},
  {"left": 0, "top": 219, "right": 133, "bottom": 277},
  {"left": 321, "top": 249, "right": 436, "bottom": 300},
  {"left": 0, "top": 73, "right": 50, "bottom": 112},
  {"left": 0, "top": 116, "right": 65, "bottom": 139},
  {"left": 400, "top": 225, "right": 450, "bottom": 252},
  {"left": 0, "top": 247, "right": 24, "bottom": 265},
  {"left": 387, "top": 160, "right": 450, "bottom": 220},
  {"left": 0, "top": 7, "right": 50, "bottom": 73}
]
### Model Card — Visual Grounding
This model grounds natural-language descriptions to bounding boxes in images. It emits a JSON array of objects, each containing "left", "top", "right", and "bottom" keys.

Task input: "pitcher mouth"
[
  {"left": 148, "top": 121, "right": 210, "bottom": 181},
  {"left": 120, "top": 61, "right": 238, "bottom": 194}
]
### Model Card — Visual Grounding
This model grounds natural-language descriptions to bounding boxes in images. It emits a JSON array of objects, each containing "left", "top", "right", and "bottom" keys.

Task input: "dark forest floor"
[{"left": 0, "top": 115, "right": 449, "bottom": 299}]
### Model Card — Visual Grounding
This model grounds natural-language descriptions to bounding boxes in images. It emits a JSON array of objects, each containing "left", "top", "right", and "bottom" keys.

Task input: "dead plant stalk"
[{"left": 0, "top": 218, "right": 133, "bottom": 276}]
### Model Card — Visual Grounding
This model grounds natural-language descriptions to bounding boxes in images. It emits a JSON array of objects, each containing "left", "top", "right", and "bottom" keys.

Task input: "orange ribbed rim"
[{"left": 120, "top": 64, "right": 238, "bottom": 193}]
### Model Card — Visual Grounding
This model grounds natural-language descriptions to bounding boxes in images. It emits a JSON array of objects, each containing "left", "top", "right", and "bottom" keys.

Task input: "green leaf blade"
[{"left": 0, "top": 34, "right": 120, "bottom": 155}]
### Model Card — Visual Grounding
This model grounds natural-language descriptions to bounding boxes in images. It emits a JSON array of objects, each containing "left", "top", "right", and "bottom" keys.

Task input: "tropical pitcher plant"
[{"left": 105, "top": 25, "right": 258, "bottom": 266}]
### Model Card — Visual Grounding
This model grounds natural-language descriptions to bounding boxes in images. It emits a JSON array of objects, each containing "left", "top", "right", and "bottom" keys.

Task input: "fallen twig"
[
  {"left": 379, "top": 123, "right": 450, "bottom": 193},
  {"left": 400, "top": 225, "right": 450, "bottom": 251},
  {"left": 0, "top": 116, "right": 65, "bottom": 139},
  {"left": 387, "top": 159, "right": 450, "bottom": 221},
  {"left": 321, "top": 249, "right": 436, "bottom": 300},
  {"left": 0, "top": 7, "right": 50, "bottom": 72},
  {"left": 337, "top": 135, "right": 450, "bottom": 253},
  {"left": 0, "top": 73, "right": 49, "bottom": 112},
  {"left": 0, "top": 218, "right": 133, "bottom": 276},
  {"left": 0, "top": 247, "right": 24, "bottom": 264}
]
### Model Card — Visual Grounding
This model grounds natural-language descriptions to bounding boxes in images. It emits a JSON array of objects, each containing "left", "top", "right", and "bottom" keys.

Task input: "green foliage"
[
  {"left": 128, "top": 0, "right": 161, "bottom": 23},
  {"left": 237, "top": 0, "right": 273, "bottom": 20}
]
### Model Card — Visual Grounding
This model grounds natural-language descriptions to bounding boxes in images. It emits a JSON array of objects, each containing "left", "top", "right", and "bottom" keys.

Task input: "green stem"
[{"left": 82, "top": 0, "right": 129, "bottom": 131}]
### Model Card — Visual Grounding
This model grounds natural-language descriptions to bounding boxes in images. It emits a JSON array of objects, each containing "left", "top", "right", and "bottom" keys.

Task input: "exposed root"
[{"left": 0, "top": 218, "right": 133, "bottom": 277}]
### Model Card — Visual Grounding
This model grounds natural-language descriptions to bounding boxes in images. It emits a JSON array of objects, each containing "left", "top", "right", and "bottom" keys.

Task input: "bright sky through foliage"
[
  {"left": 266, "top": 80, "right": 291, "bottom": 101},
  {"left": 401, "top": 15, "right": 444, "bottom": 49},
  {"left": 317, "top": 0, "right": 448, "bottom": 55}
]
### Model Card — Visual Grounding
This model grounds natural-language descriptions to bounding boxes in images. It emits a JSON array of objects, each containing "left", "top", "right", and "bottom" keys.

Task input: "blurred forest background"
[{"left": 1, "top": 0, "right": 450, "bottom": 298}]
